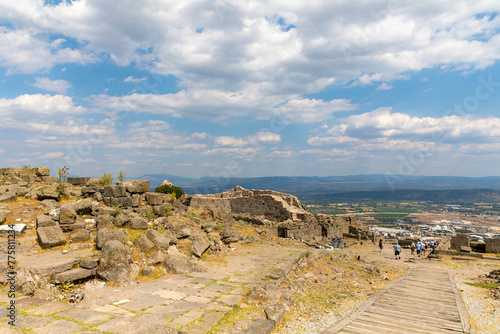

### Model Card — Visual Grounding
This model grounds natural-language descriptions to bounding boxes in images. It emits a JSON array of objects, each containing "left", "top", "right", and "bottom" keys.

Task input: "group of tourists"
[{"left": 378, "top": 239, "right": 437, "bottom": 260}]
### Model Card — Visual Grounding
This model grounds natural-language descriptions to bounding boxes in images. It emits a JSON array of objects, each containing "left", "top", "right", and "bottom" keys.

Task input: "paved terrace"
[
  {"left": 0, "top": 245, "right": 306, "bottom": 334},
  {"left": 322, "top": 267, "right": 475, "bottom": 334}
]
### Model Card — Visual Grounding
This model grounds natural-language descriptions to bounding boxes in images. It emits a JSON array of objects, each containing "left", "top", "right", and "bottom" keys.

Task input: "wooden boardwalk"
[{"left": 322, "top": 267, "right": 475, "bottom": 334}]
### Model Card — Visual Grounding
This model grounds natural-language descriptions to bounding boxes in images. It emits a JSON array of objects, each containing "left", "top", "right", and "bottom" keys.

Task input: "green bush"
[
  {"left": 146, "top": 208, "right": 158, "bottom": 221},
  {"left": 117, "top": 171, "right": 126, "bottom": 182},
  {"left": 111, "top": 206, "right": 122, "bottom": 218},
  {"left": 155, "top": 184, "right": 184, "bottom": 198},
  {"left": 100, "top": 172, "right": 114, "bottom": 186}
]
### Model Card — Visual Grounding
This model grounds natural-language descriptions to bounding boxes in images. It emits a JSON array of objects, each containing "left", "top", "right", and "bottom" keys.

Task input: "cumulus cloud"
[
  {"left": 124, "top": 76, "right": 146, "bottom": 83},
  {"left": 31, "top": 77, "right": 72, "bottom": 94},
  {"left": 39, "top": 152, "right": 65, "bottom": 159},
  {"left": 0, "top": 94, "right": 85, "bottom": 116}
]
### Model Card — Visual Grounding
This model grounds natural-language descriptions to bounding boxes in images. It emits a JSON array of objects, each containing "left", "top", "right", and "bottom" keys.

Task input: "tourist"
[
  {"left": 416, "top": 242, "right": 421, "bottom": 257},
  {"left": 430, "top": 240, "right": 435, "bottom": 250},
  {"left": 422, "top": 242, "right": 426, "bottom": 256},
  {"left": 379, "top": 239, "right": 383, "bottom": 253},
  {"left": 411, "top": 242, "right": 416, "bottom": 255},
  {"left": 394, "top": 242, "right": 401, "bottom": 260}
]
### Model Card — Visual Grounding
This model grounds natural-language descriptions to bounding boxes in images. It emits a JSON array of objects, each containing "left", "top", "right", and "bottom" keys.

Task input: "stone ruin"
[{"left": 187, "top": 186, "right": 367, "bottom": 243}]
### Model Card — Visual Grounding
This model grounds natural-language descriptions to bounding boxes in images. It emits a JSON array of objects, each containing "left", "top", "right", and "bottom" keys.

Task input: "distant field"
[{"left": 308, "top": 205, "right": 416, "bottom": 223}]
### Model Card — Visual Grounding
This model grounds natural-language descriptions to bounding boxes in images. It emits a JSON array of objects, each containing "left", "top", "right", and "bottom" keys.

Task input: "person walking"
[
  {"left": 422, "top": 242, "right": 426, "bottom": 256},
  {"left": 379, "top": 239, "right": 383, "bottom": 253},
  {"left": 416, "top": 242, "right": 421, "bottom": 257},
  {"left": 394, "top": 242, "right": 401, "bottom": 260},
  {"left": 411, "top": 242, "right": 416, "bottom": 255}
]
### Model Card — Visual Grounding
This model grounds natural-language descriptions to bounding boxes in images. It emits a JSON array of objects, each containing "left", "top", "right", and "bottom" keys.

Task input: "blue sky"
[{"left": 1, "top": 0, "right": 500, "bottom": 179}]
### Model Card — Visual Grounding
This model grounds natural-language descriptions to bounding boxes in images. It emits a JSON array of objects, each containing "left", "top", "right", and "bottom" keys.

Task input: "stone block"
[
  {"left": 75, "top": 198, "right": 93, "bottom": 215},
  {"left": 129, "top": 217, "right": 148, "bottom": 229},
  {"left": 37, "top": 226, "right": 66, "bottom": 249},
  {"left": 69, "top": 229, "right": 91, "bottom": 243},
  {"left": 96, "top": 228, "right": 127, "bottom": 249},
  {"left": 245, "top": 319, "right": 275, "bottom": 334},
  {"left": 80, "top": 259, "right": 98, "bottom": 269},
  {"left": 124, "top": 180, "right": 150, "bottom": 194},
  {"left": 145, "top": 192, "right": 164, "bottom": 205},
  {"left": 35, "top": 166, "right": 51, "bottom": 177},
  {"left": 53, "top": 268, "right": 95, "bottom": 283},
  {"left": 67, "top": 177, "right": 90, "bottom": 186},
  {"left": 103, "top": 185, "right": 127, "bottom": 198}
]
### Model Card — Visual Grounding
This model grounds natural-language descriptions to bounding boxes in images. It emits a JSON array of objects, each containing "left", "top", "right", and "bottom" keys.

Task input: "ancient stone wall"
[
  {"left": 450, "top": 233, "right": 470, "bottom": 251},
  {"left": 485, "top": 238, "right": 500, "bottom": 253}
]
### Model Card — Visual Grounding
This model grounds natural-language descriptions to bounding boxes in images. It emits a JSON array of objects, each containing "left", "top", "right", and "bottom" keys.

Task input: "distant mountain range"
[{"left": 137, "top": 174, "right": 500, "bottom": 203}]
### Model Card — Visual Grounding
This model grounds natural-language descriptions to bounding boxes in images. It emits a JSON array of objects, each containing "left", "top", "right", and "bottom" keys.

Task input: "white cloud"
[
  {"left": 268, "top": 150, "right": 295, "bottom": 158},
  {"left": 39, "top": 152, "right": 65, "bottom": 159},
  {"left": 121, "top": 160, "right": 136, "bottom": 165},
  {"left": 0, "top": 94, "right": 85, "bottom": 116},
  {"left": 0, "top": 149, "right": 5, "bottom": 153},
  {"left": 377, "top": 83, "right": 393, "bottom": 90},
  {"left": 124, "top": 76, "right": 146, "bottom": 83},
  {"left": 31, "top": 77, "right": 72, "bottom": 94}
]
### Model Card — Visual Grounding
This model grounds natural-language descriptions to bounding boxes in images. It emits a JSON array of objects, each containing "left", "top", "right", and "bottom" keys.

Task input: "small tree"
[
  {"left": 100, "top": 172, "right": 114, "bottom": 186},
  {"left": 117, "top": 171, "right": 126, "bottom": 182}
]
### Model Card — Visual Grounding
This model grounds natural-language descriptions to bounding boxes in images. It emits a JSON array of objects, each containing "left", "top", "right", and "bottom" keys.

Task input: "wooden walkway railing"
[{"left": 322, "top": 267, "right": 475, "bottom": 334}]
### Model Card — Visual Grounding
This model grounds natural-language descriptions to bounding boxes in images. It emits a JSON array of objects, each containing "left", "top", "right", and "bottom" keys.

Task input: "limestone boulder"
[
  {"left": 164, "top": 247, "right": 203, "bottom": 274},
  {"left": 124, "top": 180, "right": 150, "bottom": 194},
  {"left": 129, "top": 217, "right": 148, "bottom": 229},
  {"left": 96, "top": 228, "right": 127, "bottom": 250},
  {"left": 176, "top": 228, "right": 191, "bottom": 239},
  {"left": 147, "top": 250, "right": 167, "bottom": 266},
  {"left": 75, "top": 198, "right": 93, "bottom": 215},
  {"left": 69, "top": 229, "right": 90, "bottom": 243},
  {"left": 37, "top": 189, "right": 60, "bottom": 202},
  {"left": 145, "top": 192, "right": 164, "bottom": 206},
  {"left": 245, "top": 319, "right": 275, "bottom": 334},
  {"left": 37, "top": 226, "right": 66, "bottom": 249},
  {"left": 146, "top": 230, "right": 170, "bottom": 250},
  {"left": 103, "top": 185, "right": 126, "bottom": 198},
  {"left": 53, "top": 268, "right": 95, "bottom": 284},
  {"left": 114, "top": 213, "right": 130, "bottom": 227},
  {"left": 0, "top": 210, "right": 12, "bottom": 224},
  {"left": 134, "top": 234, "right": 155, "bottom": 253},
  {"left": 80, "top": 259, "right": 98, "bottom": 269},
  {"left": 220, "top": 227, "right": 242, "bottom": 244},
  {"left": 59, "top": 203, "right": 77, "bottom": 231},
  {"left": 97, "top": 240, "right": 132, "bottom": 283},
  {"left": 96, "top": 215, "right": 114, "bottom": 230},
  {"left": 265, "top": 303, "right": 286, "bottom": 326},
  {"left": 191, "top": 235, "right": 211, "bottom": 257},
  {"left": 35, "top": 166, "right": 50, "bottom": 177}
]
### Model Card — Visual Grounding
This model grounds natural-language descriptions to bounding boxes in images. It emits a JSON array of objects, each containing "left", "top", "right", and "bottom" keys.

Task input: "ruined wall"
[
  {"left": 189, "top": 186, "right": 312, "bottom": 223},
  {"left": 485, "top": 238, "right": 500, "bottom": 253},
  {"left": 451, "top": 233, "right": 470, "bottom": 251}
]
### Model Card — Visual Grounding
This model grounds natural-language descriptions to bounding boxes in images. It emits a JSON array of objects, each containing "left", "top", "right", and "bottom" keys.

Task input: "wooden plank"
[
  {"left": 369, "top": 301, "right": 461, "bottom": 320},
  {"left": 364, "top": 308, "right": 464, "bottom": 331},
  {"left": 356, "top": 313, "right": 463, "bottom": 333}
]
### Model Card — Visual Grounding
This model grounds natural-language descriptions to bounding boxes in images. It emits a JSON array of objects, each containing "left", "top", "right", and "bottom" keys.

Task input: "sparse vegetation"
[
  {"left": 464, "top": 282, "right": 500, "bottom": 289},
  {"left": 155, "top": 183, "right": 184, "bottom": 199},
  {"left": 111, "top": 205, "right": 123, "bottom": 218},
  {"left": 117, "top": 170, "right": 126, "bottom": 182},
  {"left": 57, "top": 280, "right": 74, "bottom": 294},
  {"left": 146, "top": 208, "right": 158, "bottom": 221},
  {"left": 100, "top": 172, "right": 114, "bottom": 186},
  {"left": 164, "top": 206, "right": 172, "bottom": 217},
  {"left": 57, "top": 165, "right": 70, "bottom": 183}
]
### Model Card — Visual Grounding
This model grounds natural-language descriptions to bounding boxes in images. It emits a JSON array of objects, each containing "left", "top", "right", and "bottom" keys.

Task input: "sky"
[{"left": 1, "top": 0, "right": 500, "bottom": 179}]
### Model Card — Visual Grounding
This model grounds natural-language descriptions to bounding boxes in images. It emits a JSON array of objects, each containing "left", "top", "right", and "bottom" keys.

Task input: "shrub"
[
  {"left": 100, "top": 172, "right": 114, "bottom": 186},
  {"left": 111, "top": 205, "right": 122, "bottom": 218},
  {"left": 165, "top": 206, "right": 172, "bottom": 217},
  {"left": 117, "top": 171, "right": 126, "bottom": 182},
  {"left": 155, "top": 184, "right": 184, "bottom": 198},
  {"left": 146, "top": 208, "right": 158, "bottom": 221}
]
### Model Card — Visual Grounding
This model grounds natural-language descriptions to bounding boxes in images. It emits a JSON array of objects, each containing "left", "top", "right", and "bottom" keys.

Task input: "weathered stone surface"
[
  {"left": 147, "top": 250, "right": 166, "bottom": 266},
  {"left": 96, "top": 228, "right": 127, "bottom": 250},
  {"left": 0, "top": 209, "right": 12, "bottom": 224},
  {"left": 265, "top": 303, "right": 286, "bottom": 326},
  {"left": 220, "top": 227, "right": 242, "bottom": 244},
  {"left": 134, "top": 234, "right": 155, "bottom": 253},
  {"left": 80, "top": 259, "right": 98, "bottom": 269},
  {"left": 114, "top": 213, "right": 130, "bottom": 227},
  {"left": 41, "top": 199, "right": 59, "bottom": 209},
  {"left": 37, "top": 226, "right": 66, "bottom": 249},
  {"left": 245, "top": 319, "right": 275, "bottom": 334},
  {"left": 96, "top": 214, "right": 114, "bottom": 230},
  {"left": 248, "top": 286, "right": 269, "bottom": 303},
  {"left": 191, "top": 235, "right": 211, "bottom": 257},
  {"left": 69, "top": 229, "right": 90, "bottom": 243},
  {"left": 176, "top": 228, "right": 192, "bottom": 239},
  {"left": 164, "top": 247, "right": 203, "bottom": 274},
  {"left": 37, "top": 189, "right": 60, "bottom": 202},
  {"left": 59, "top": 203, "right": 77, "bottom": 227},
  {"left": 103, "top": 185, "right": 127, "bottom": 198},
  {"left": 146, "top": 229, "right": 170, "bottom": 249},
  {"left": 53, "top": 268, "right": 94, "bottom": 283},
  {"left": 30, "top": 259, "right": 80, "bottom": 278},
  {"left": 132, "top": 194, "right": 140, "bottom": 207},
  {"left": 460, "top": 246, "right": 472, "bottom": 253},
  {"left": 75, "top": 198, "right": 93, "bottom": 215},
  {"left": 202, "top": 221, "right": 217, "bottom": 233},
  {"left": 129, "top": 217, "right": 148, "bottom": 229},
  {"left": 124, "top": 180, "right": 150, "bottom": 194},
  {"left": 145, "top": 192, "right": 164, "bottom": 205},
  {"left": 67, "top": 177, "right": 90, "bottom": 185},
  {"left": 141, "top": 266, "right": 154, "bottom": 276},
  {"left": 35, "top": 166, "right": 51, "bottom": 177},
  {"left": 0, "top": 192, "right": 17, "bottom": 202},
  {"left": 0, "top": 223, "right": 26, "bottom": 236},
  {"left": 98, "top": 240, "right": 132, "bottom": 283}
]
